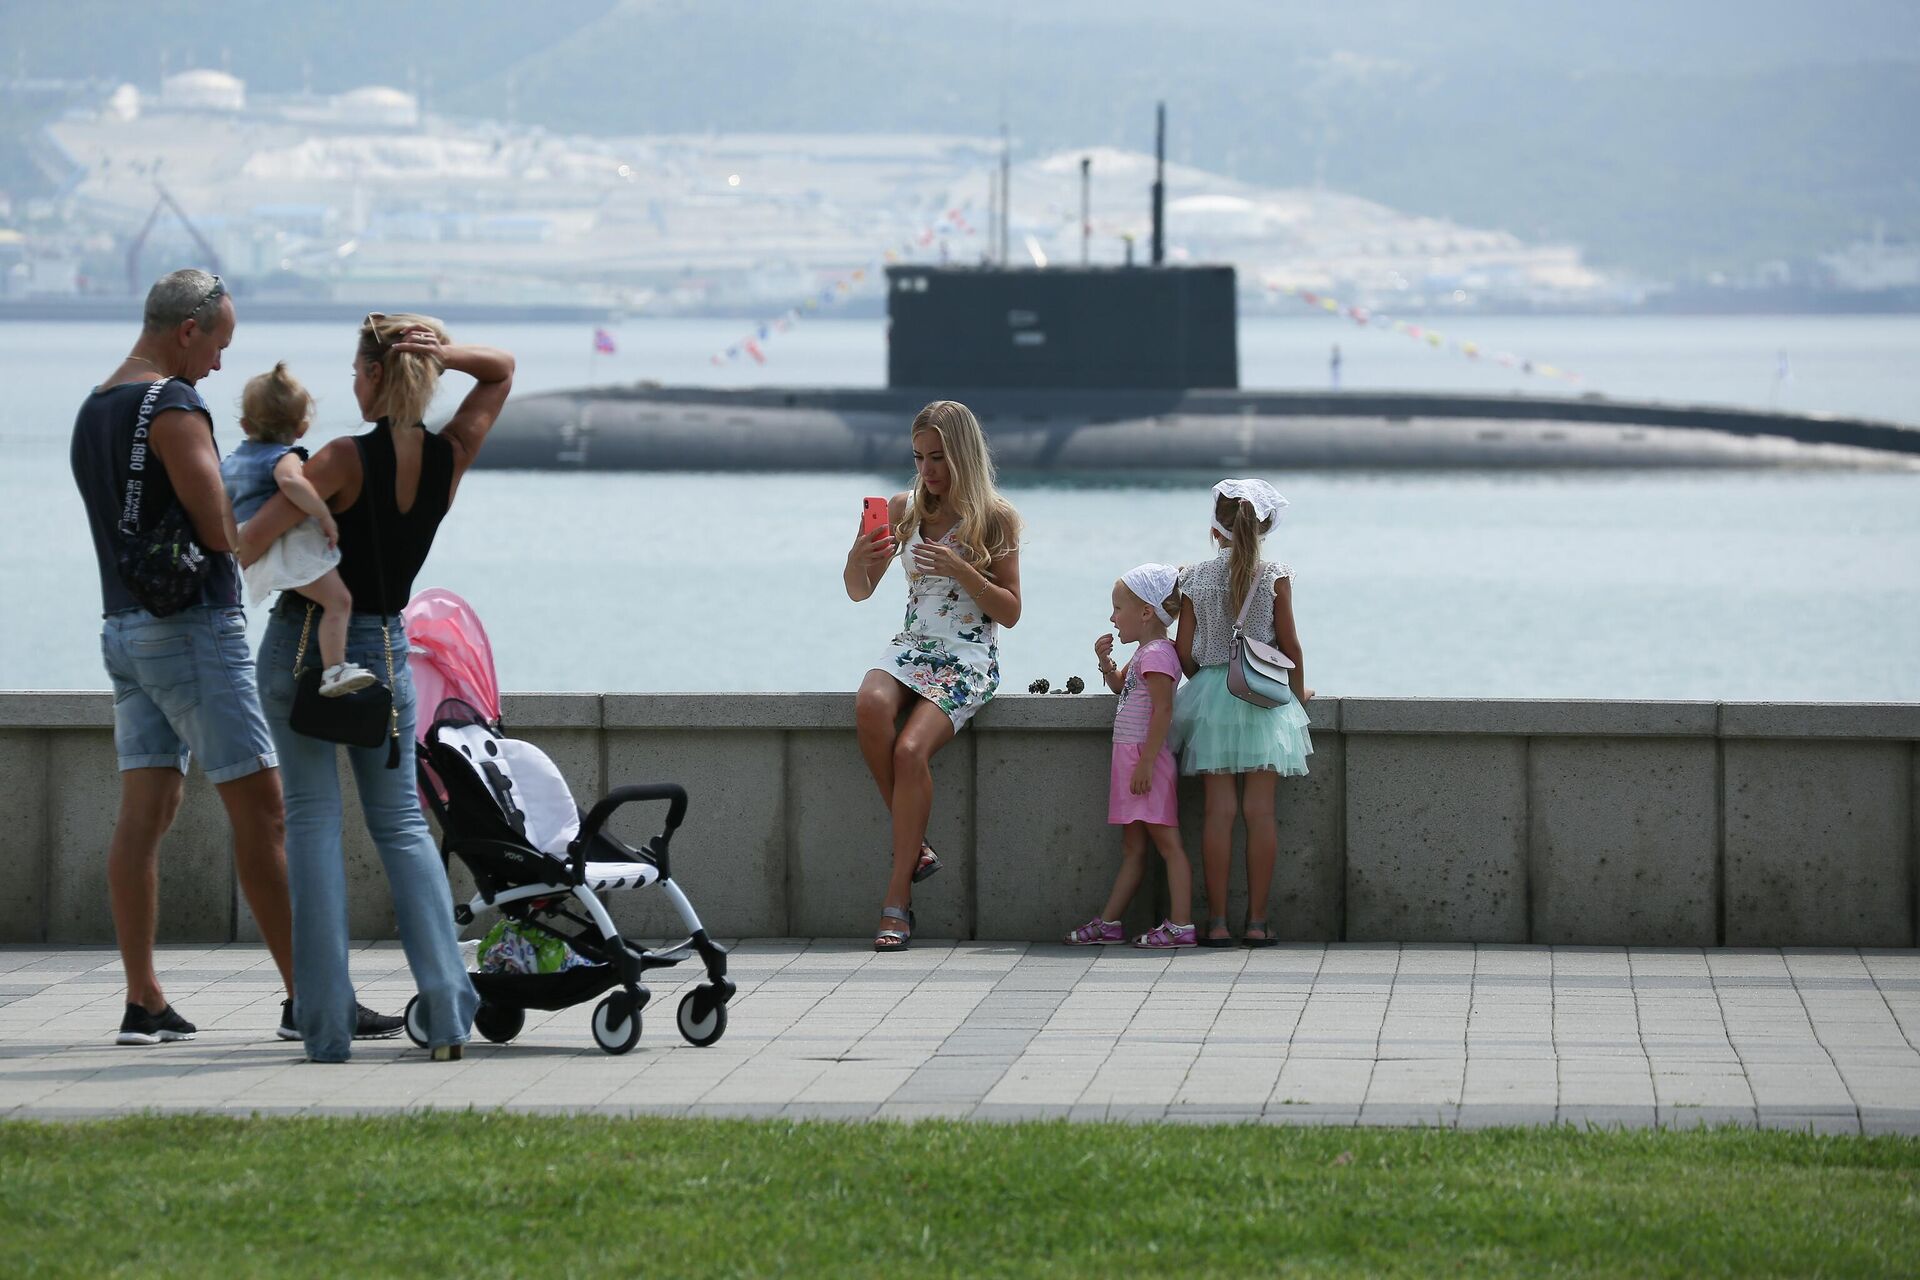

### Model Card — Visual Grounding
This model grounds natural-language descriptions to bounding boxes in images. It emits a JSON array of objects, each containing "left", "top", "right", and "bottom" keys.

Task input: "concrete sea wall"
[{"left": 2, "top": 692, "right": 1915, "bottom": 948}]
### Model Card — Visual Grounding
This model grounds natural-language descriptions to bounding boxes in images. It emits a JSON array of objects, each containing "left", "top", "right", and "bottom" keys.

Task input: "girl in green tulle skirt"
[{"left": 1172, "top": 480, "right": 1314, "bottom": 948}]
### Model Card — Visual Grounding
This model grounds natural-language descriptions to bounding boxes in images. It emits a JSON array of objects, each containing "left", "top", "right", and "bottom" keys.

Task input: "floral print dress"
[{"left": 874, "top": 524, "right": 1001, "bottom": 730}]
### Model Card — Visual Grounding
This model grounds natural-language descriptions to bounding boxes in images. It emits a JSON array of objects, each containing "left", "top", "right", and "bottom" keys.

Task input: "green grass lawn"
[{"left": 3, "top": 1115, "right": 1916, "bottom": 1277}]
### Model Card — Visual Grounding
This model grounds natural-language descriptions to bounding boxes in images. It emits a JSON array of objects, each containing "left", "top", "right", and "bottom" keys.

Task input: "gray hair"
[{"left": 142, "top": 268, "right": 227, "bottom": 333}]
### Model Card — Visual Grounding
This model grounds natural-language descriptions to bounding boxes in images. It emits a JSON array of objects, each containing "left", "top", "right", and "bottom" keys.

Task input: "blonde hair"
[
  {"left": 357, "top": 311, "right": 450, "bottom": 428},
  {"left": 1216, "top": 493, "right": 1274, "bottom": 614},
  {"left": 239, "top": 362, "right": 311, "bottom": 445},
  {"left": 896, "top": 400, "right": 1022, "bottom": 572}
]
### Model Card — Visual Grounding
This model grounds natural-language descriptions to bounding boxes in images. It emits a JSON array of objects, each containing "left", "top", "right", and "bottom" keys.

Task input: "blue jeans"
[
  {"left": 257, "top": 607, "right": 476, "bottom": 1061},
  {"left": 101, "top": 605, "right": 276, "bottom": 781}
]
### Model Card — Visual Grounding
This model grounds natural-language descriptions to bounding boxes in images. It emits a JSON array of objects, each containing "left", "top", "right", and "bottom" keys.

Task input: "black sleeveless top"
[
  {"left": 70, "top": 378, "right": 242, "bottom": 615},
  {"left": 335, "top": 420, "right": 455, "bottom": 615}
]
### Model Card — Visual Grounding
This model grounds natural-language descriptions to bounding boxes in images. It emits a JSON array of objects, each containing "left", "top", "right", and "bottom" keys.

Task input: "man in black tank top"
[{"left": 68, "top": 270, "right": 303, "bottom": 1046}]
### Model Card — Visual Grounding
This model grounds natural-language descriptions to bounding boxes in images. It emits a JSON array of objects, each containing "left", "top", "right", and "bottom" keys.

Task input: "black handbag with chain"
[{"left": 286, "top": 437, "right": 402, "bottom": 767}]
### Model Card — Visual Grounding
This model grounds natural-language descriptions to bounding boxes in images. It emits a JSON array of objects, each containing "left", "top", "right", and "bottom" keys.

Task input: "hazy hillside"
[{"left": 5, "top": 0, "right": 1917, "bottom": 275}]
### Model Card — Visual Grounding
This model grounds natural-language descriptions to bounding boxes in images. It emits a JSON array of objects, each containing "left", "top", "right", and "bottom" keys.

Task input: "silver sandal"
[{"left": 873, "top": 905, "right": 914, "bottom": 952}]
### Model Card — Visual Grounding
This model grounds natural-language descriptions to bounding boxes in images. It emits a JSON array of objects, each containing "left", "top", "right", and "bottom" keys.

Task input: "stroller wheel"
[
  {"left": 676, "top": 986, "right": 729, "bottom": 1048},
  {"left": 591, "top": 993, "right": 642, "bottom": 1055},
  {"left": 474, "top": 1002, "right": 525, "bottom": 1045},
  {"left": 402, "top": 995, "right": 429, "bottom": 1048}
]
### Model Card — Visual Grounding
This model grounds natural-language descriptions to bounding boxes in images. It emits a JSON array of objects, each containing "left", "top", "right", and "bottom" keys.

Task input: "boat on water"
[{"left": 477, "top": 109, "right": 1920, "bottom": 474}]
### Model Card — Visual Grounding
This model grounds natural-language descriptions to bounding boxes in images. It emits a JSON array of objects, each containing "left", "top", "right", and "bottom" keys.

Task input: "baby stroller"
[{"left": 406, "top": 588, "right": 732, "bottom": 1055}]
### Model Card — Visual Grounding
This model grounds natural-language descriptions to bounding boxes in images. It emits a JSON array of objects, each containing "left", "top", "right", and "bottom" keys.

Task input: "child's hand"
[
  {"left": 318, "top": 511, "right": 339, "bottom": 549},
  {"left": 1093, "top": 633, "right": 1114, "bottom": 664},
  {"left": 1130, "top": 755, "right": 1154, "bottom": 795}
]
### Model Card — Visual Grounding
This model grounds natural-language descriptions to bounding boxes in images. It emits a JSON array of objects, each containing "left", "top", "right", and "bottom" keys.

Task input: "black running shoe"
[
  {"left": 276, "top": 999, "right": 407, "bottom": 1041},
  {"left": 353, "top": 1004, "right": 405, "bottom": 1040},
  {"left": 116, "top": 1002, "right": 197, "bottom": 1045}
]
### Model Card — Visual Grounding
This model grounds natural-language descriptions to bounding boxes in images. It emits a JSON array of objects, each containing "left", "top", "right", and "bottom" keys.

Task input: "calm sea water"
[{"left": 5, "top": 314, "right": 1917, "bottom": 700}]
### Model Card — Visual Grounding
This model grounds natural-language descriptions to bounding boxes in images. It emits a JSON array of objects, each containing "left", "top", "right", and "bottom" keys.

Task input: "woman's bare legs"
[
  {"left": 1200, "top": 774, "right": 1239, "bottom": 942},
  {"left": 854, "top": 670, "right": 913, "bottom": 807},
  {"left": 876, "top": 698, "right": 955, "bottom": 940},
  {"left": 1241, "top": 771, "right": 1279, "bottom": 938}
]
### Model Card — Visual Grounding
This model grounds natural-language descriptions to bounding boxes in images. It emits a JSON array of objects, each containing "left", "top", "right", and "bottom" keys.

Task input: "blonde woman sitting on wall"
[{"left": 844, "top": 400, "right": 1024, "bottom": 952}]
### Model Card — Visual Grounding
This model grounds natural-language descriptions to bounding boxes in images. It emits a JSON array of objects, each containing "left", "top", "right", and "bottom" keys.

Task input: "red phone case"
[{"left": 861, "top": 497, "right": 890, "bottom": 538}]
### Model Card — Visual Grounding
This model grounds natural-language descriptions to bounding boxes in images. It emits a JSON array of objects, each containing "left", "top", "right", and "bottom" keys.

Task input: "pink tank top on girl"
[{"left": 1112, "top": 639, "right": 1182, "bottom": 744}]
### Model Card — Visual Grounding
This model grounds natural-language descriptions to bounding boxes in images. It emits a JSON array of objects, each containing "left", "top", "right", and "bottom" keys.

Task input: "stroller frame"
[{"left": 417, "top": 714, "right": 733, "bottom": 1054}]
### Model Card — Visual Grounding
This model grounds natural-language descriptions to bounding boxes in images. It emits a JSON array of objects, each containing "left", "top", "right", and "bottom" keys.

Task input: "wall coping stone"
[
  {"left": 0, "top": 691, "right": 1912, "bottom": 739},
  {"left": 1719, "top": 702, "right": 1920, "bottom": 740},
  {"left": 1341, "top": 698, "right": 1719, "bottom": 737},
  {"left": 0, "top": 692, "right": 114, "bottom": 727},
  {"left": 498, "top": 692, "right": 601, "bottom": 728}
]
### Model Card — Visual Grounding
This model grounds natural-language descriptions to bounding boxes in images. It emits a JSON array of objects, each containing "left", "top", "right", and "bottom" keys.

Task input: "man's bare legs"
[
  {"left": 216, "top": 768, "right": 295, "bottom": 993},
  {"left": 108, "top": 766, "right": 294, "bottom": 1012},
  {"left": 107, "top": 768, "right": 186, "bottom": 1011}
]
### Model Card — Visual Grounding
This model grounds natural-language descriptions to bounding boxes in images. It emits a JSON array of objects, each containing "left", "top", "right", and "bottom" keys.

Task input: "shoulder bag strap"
[
  {"left": 293, "top": 435, "right": 401, "bottom": 766},
  {"left": 353, "top": 435, "right": 403, "bottom": 767},
  {"left": 1231, "top": 566, "right": 1260, "bottom": 638},
  {"left": 117, "top": 377, "right": 173, "bottom": 537}
]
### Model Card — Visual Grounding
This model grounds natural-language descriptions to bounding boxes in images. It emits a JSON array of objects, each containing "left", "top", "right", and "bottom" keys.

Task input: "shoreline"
[{"left": 6, "top": 296, "right": 1920, "bottom": 325}]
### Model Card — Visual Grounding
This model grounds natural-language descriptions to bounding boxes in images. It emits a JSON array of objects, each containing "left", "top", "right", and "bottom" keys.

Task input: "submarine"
[{"left": 478, "top": 109, "right": 1920, "bottom": 473}]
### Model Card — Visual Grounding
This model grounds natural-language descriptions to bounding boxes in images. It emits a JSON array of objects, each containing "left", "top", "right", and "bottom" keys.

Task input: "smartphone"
[{"left": 860, "top": 496, "right": 891, "bottom": 540}]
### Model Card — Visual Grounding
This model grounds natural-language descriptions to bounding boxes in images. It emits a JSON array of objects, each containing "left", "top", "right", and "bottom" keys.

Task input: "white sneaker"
[{"left": 318, "top": 662, "right": 377, "bottom": 697}]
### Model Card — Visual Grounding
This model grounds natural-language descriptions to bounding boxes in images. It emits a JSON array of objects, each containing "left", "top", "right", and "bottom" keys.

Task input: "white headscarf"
[
  {"left": 1210, "top": 478, "right": 1287, "bottom": 543},
  {"left": 1120, "top": 562, "right": 1181, "bottom": 625}
]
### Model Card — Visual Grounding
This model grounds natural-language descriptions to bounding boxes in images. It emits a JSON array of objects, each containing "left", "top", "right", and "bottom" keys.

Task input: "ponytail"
[
  {"left": 1218, "top": 495, "right": 1268, "bottom": 614},
  {"left": 357, "top": 312, "right": 450, "bottom": 428},
  {"left": 239, "top": 361, "right": 312, "bottom": 445}
]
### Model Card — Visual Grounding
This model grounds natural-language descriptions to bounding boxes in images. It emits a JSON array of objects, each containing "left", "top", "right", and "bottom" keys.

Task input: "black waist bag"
[
  {"left": 118, "top": 503, "right": 209, "bottom": 618},
  {"left": 115, "top": 378, "right": 209, "bottom": 617}
]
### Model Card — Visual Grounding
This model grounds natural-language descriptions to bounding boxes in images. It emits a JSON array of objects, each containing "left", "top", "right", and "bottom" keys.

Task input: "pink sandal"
[
  {"left": 1065, "top": 918, "right": 1125, "bottom": 946},
  {"left": 1133, "top": 920, "right": 1197, "bottom": 949}
]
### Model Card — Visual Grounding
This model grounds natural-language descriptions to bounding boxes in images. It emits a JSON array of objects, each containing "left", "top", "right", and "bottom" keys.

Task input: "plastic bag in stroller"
[{"left": 406, "top": 590, "right": 732, "bottom": 1054}]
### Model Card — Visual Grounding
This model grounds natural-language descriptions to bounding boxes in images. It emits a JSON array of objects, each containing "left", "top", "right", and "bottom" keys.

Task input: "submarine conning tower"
[
  {"left": 885, "top": 100, "right": 1238, "bottom": 393},
  {"left": 884, "top": 262, "right": 1240, "bottom": 391}
]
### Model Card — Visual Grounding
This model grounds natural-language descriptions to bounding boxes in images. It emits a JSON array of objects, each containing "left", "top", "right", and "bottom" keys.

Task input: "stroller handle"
[{"left": 572, "top": 783, "right": 689, "bottom": 865}]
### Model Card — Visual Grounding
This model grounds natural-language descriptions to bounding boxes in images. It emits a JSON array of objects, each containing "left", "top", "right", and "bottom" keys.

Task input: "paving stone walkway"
[{"left": 3, "top": 941, "right": 1917, "bottom": 1132}]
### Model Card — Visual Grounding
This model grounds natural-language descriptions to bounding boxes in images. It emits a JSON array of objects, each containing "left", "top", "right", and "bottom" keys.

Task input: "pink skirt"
[{"left": 1109, "top": 742, "right": 1179, "bottom": 827}]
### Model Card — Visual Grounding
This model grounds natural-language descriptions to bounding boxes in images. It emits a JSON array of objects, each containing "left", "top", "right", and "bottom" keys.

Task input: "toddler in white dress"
[{"left": 219, "top": 363, "right": 373, "bottom": 697}]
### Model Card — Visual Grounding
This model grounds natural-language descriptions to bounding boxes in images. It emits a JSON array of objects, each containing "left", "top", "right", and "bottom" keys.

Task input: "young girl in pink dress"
[{"left": 1065, "top": 563, "right": 1197, "bottom": 949}]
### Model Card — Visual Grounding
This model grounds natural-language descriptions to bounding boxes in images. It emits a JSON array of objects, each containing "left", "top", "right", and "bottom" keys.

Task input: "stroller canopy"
[{"left": 405, "top": 587, "right": 501, "bottom": 736}]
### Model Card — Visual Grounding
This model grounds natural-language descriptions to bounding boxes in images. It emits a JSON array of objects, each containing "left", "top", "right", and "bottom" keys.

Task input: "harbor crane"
[{"left": 125, "top": 182, "right": 224, "bottom": 295}]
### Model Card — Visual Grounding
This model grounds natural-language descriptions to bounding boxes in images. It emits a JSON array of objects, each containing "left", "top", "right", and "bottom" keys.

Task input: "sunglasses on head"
[{"left": 196, "top": 274, "right": 226, "bottom": 313}]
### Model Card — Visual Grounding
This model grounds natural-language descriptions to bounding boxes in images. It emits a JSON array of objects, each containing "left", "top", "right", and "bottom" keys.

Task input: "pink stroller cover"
[
  {"left": 404, "top": 588, "right": 501, "bottom": 809},
  {"left": 405, "top": 586, "right": 501, "bottom": 732}
]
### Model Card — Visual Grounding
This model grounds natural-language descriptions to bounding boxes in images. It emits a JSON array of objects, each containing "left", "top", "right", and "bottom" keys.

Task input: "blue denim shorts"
[{"left": 100, "top": 606, "right": 278, "bottom": 783}]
